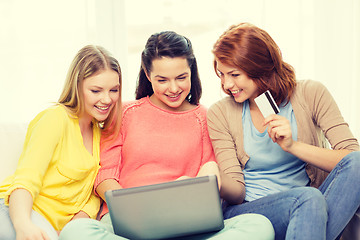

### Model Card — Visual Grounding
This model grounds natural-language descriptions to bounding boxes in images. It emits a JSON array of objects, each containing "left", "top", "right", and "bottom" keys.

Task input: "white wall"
[
  {"left": 0, "top": 0, "right": 127, "bottom": 123},
  {"left": 1, "top": 0, "right": 359, "bottom": 140}
]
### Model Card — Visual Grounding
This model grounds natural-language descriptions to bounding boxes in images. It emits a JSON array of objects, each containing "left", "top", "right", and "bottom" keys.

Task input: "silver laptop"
[{"left": 105, "top": 175, "right": 224, "bottom": 239}]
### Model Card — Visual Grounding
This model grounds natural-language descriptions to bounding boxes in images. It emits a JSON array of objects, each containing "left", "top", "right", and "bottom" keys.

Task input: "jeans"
[
  {"left": 223, "top": 151, "right": 360, "bottom": 240},
  {"left": 59, "top": 212, "right": 275, "bottom": 240},
  {"left": 0, "top": 198, "right": 59, "bottom": 240}
]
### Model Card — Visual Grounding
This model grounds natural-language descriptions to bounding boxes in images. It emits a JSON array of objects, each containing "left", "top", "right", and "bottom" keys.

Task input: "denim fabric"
[
  {"left": 223, "top": 151, "right": 360, "bottom": 240},
  {"left": 0, "top": 198, "right": 58, "bottom": 240},
  {"left": 59, "top": 213, "right": 275, "bottom": 240},
  {"left": 318, "top": 151, "right": 360, "bottom": 240},
  {"left": 223, "top": 187, "right": 327, "bottom": 240}
]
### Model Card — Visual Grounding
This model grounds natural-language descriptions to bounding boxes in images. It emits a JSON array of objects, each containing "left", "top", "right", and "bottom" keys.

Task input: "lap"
[
  {"left": 60, "top": 213, "right": 274, "bottom": 240},
  {"left": 0, "top": 198, "right": 58, "bottom": 240},
  {"left": 223, "top": 186, "right": 324, "bottom": 219}
]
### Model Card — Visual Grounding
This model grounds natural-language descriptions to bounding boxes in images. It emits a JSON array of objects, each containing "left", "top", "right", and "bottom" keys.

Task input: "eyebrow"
[
  {"left": 154, "top": 72, "right": 189, "bottom": 79},
  {"left": 218, "top": 68, "right": 239, "bottom": 75},
  {"left": 90, "top": 84, "right": 120, "bottom": 89}
]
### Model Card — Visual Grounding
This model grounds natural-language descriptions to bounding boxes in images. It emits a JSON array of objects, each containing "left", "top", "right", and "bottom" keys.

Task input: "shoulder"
[
  {"left": 194, "top": 104, "right": 207, "bottom": 115},
  {"left": 30, "top": 105, "right": 68, "bottom": 126},
  {"left": 122, "top": 98, "right": 147, "bottom": 114},
  {"left": 294, "top": 80, "right": 328, "bottom": 98},
  {"left": 292, "top": 80, "right": 335, "bottom": 112},
  {"left": 26, "top": 105, "right": 69, "bottom": 138},
  {"left": 208, "top": 96, "right": 243, "bottom": 120},
  {"left": 209, "top": 96, "right": 241, "bottom": 112},
  {"left": 119, "top": 98, "right": 150, "bottom": 127}
]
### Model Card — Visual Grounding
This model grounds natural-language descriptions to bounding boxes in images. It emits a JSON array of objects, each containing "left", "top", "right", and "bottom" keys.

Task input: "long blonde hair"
[{"left": 58, "top": 45, "right": 122, "bottom": 136}]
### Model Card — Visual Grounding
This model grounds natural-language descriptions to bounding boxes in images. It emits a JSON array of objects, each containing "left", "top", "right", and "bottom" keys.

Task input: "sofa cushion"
[{"left": 0, "top": 122, "right": 28, "bottom": 183}]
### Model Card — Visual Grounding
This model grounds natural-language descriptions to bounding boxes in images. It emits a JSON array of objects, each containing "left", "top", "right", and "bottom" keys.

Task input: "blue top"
[{"left": 242, "top": 100, "right": 310, "bottom": 201}]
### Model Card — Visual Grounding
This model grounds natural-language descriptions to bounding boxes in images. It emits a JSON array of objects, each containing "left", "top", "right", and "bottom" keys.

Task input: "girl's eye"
[
  {"left": 110, "top": 89, "right": 119, "bottom": 93},
  {"left": 231, "top": 74, "right": 240, "bottom": 77},
  {"left": 91, "top": 90, "right": 100, "bottom": 93}
]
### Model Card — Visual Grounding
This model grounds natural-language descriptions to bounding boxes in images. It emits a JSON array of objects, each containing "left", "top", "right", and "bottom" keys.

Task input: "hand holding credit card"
[{"left": 254, "top": 90, "right": 280, "bottom": 118}]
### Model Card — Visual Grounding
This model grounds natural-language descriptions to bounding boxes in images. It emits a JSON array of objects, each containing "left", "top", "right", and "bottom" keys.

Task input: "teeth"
[
  {"left": 168, "top": 94, "right": 180, "bottom": 98},
  {"left": 96, "top": 105, "right": 110, "bottom": 110},
  {"left": 231, "top": 90, "right": 241, "bottom": 94}
]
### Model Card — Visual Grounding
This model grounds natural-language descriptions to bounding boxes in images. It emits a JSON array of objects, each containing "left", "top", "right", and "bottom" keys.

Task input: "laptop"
[{"left": 105, "top": 175, "right": 224, "bottom": 240}]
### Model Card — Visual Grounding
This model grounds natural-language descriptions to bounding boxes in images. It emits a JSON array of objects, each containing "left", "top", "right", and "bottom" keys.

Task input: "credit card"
[{"left": 254, "top": 90, "right": 280, "bottom": 118}]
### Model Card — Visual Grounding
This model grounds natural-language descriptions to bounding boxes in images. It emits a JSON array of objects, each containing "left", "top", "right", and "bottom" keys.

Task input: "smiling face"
[
  {"left": 216, "top": 59, "right": 259, "bottom": 103},
  {"left": 81, "top": 68, "right": 120, "bottom": 124},
  {"left": 147, "top": 57, "right": 192, "bottom": 111}
]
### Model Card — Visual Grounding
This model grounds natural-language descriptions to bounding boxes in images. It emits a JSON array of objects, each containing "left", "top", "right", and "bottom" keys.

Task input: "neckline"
[{"left": 145, "top": 96, "right": 201, "bottom": 114}]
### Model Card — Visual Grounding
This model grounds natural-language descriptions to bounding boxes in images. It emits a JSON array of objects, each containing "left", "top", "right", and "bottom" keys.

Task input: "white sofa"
[{"left": 0, "top": 122, "right": 28, "bottom": 183}]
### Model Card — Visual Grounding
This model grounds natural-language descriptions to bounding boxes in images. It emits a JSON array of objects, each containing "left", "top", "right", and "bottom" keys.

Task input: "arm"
[
  {"left": 265, "top": 114, "right": 351, "bottom": 172},
  {"left": 265, "top": 81, "right": 358, "bottom": 172},
  {"left": 218, "top": 170, "right": 245, "bottom": 205},
  {"left": 75, "top": 192, "right": 100, "bottom": 220},
  {"left": 9, "top": 188, "right": 50, "bottom": 240},
  {"left": 94, "top": 128, "right": 124, "bottom": 201},
  {"left": 196, "top": 161, "right": 221, "bottom": 189},
  {"left": 193, "top": 107, "right": 223, "bottom": 189},
  {"left": 4, "top": 108, "right": 64, "bottom": 238},
  {"left": 5, "top": 109, "right": 64, "bottom": 203},
  {"left": 96, "top": 179, "right": 123, "bottom": 201},
  {"left": 207, "top": 101, "right": 246, "bottom": 204}
]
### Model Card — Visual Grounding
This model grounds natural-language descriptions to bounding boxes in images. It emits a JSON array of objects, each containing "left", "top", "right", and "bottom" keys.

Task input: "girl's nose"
[
  {"left": 168, "top": 80, "right": 179, "bottom": 93},
  {"left": 222, "top": 75, "right": 234, "bottom": 90},
  {"left": 101, "top": 93, "right": 112, "bottom": 104}
]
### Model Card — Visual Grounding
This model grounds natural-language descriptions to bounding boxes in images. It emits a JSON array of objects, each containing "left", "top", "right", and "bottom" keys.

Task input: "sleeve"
[
  {"left": 305, "top": 80, "right": 359, "bottom": 151},
  {"left": 94, "top": 128, "right": 122, "bottom": 189},
  {"left": 5, "top": 107, "right": 64, "bottom": 203},
  {"left": 207, "top": 101, "right": 245, "bottom": 185},
  {"left": 94, "top": 100, "right": 140, "bottom": 189},
  {"left": 80, "top": 192, "right": 101, "bottom": 219},
  {"left": 199, "top": 109, "right": 217, "bottom": 166}
]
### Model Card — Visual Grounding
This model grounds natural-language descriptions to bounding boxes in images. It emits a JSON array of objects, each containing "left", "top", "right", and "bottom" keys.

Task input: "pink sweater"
[{"left": 95, "top": 97, "right": 216, "bottom": 217}]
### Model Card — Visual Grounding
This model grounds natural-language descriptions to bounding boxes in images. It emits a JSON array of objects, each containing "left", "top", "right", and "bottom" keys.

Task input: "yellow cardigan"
[{"left": 0, "top": 105, "right": 101, "bottom": 230}]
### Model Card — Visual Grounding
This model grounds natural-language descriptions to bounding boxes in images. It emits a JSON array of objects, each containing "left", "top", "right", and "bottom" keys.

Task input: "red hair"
[{"left": 212, "top": 23, "right": 296, "bottom": 105}]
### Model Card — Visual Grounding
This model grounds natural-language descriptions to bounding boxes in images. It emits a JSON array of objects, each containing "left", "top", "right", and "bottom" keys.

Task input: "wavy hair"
[
  {"left": 135, "top": 31, "right": 202, "bottom": 105},
  {"left": 212, "top": 23, "right": 296, "bottom": 105},
  {"left": 58, "top": 45, "right": 122, "bottom": 136}
]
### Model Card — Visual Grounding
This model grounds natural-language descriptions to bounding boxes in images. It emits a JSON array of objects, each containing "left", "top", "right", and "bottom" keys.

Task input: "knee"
[
  {"left": 59, "top": 218, "right": 99, "bottom": 240},
  {"left": 228, "top": 214, "right": 275, "bottom": 240},
  {"left": 298, "top": 187, "right": 325, "bottom": 203},
  {"left": 343, "top": 151, "right": 360, "bottom": 168},
  {"left": 297, "top": 187, "right": 327, "bottom": 218},
  {"left": 248, "top": 214, "right": 275, "bottom": 239},
  {"left": 339, "top": 151, "right": 360, "bottom": 178}
]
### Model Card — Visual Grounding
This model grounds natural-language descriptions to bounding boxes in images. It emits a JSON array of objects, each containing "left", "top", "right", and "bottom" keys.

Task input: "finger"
[
  {"left": 267, "top": 126, "right": 277, "bottom": 142},
  {"left": 272, "top": 126, "right": 290, "bottom": 138},
  {"left": 263, "top": 114, "right": 277, "bottom": 126},
  {"left": 269, "top": 126, "right": 289, "bottom": 143},
  {"left": 42, "top": 230, "right": 50, "bottom": 240}
]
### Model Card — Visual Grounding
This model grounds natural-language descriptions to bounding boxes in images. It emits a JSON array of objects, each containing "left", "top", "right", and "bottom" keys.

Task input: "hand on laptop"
[{"left": 176, "top": 176, "right": 192, "bottom": 181}]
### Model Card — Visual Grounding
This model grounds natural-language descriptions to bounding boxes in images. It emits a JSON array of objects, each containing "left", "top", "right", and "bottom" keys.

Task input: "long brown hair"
[
  {"left": 58, "top": 45, "right": 122, "bottom": 137},
  {"left": 212, "top": 23, "right": 296, "bottom": 105}
]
